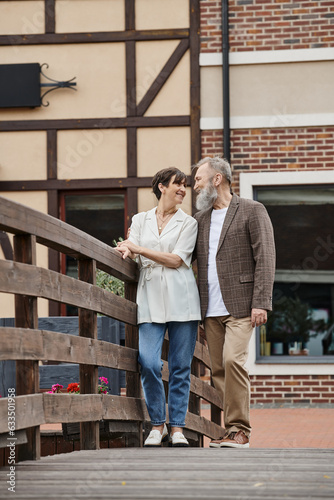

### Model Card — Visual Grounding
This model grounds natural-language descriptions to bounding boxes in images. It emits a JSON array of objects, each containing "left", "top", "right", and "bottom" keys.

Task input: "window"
[
  {"left": 255, "top": 185, "right": 334, "bottom": 361},
  {"left": 60, "top": 191, "right": 126, "bottom": 315}
]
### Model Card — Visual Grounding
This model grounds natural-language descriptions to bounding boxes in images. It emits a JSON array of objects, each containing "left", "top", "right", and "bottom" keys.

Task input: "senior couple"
[{"left": 115, "top": 157, "right": 275, "bottom": 448}]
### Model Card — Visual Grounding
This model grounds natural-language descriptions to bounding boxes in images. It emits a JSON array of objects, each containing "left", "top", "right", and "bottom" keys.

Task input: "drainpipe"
[{"left": 222, "top": 0, "right": 230, "bottom": 164}]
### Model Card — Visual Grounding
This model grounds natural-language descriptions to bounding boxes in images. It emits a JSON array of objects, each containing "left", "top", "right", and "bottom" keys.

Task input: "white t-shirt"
[{"left": 206, "top": 208, "right": 230, "bottom": 318}]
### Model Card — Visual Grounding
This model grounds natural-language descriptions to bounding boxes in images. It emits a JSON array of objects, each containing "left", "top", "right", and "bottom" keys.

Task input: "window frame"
[
  {"left": 239, "top": 170, "right": 334, "bottom": 369},
  {"left": 59, "top": 188, "right": 128, "bottom": 316}
]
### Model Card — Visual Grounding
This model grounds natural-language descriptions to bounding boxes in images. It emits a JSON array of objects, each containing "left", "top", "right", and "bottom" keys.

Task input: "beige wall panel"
[
  {"left": 0, "top": 131, "right": 47, "bottom": 181},
  {"left": 0, "top": 1, "right": 44, "bottom": 35},
  {"left": 200, "top": 66, "right": 223, "bottom": 119},
  {"left": 136, "top": 0, "right": 189, "bottom": 30},
  {"left": 57, "top": 129, "right": 127, "bottom": 180},
  {"left": 0, "top": 294, "right": 15, "bottom": 320},
  {"left": 0, "top": 191, "right": 48, "bottom": 269},
  {"left": 0, "top": 43, "right": 126, "bottom": 120},
  {"left": 145, "top": 51, "right": 190, "bottom": 117},
  {"left": 201, "top": 61, "right": 334, "bottom": 119},
  {"left": 56, "top": 0, "right": 125, "bottom": 33},
  {"left": 137, "top": 127, "right": 191, "bottom": 178},
  {"left": 137, "top": 187, "right": 192, "bottom": 215},
  {"left": 136, "top": 40, "right": 179, "bottom": 104},
  {"left": 0, "top": 191, "right": 49, "bottom": 317},
  {"left": 0, "top": 295, "right": 48, "bottom": 321},
  {"left": 231, "top": 61, "right": 334, "bottom": 117},
  {"left": 137, "top": 188, "right": 157, "bottom": 214}
]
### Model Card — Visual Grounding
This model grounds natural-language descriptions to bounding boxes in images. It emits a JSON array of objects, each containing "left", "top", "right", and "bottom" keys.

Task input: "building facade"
[
  {"left": 200, "top": 0, "right": 334, "bottom": 404},
  {"left": 0, "top": 0, "right": 333, "bottom": 403}
]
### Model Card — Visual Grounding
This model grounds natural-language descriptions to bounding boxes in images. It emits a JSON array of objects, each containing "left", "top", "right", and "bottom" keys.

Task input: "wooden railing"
[{"left": 0, "top": 196, "right": 224, "bottom": 461}]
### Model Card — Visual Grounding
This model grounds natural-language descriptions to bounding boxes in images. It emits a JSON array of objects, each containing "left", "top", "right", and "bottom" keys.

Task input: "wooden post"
[
  {"left": 211, "top": 370, "right": 222, "bottom": 430},
  {"left": 78, "top": 259, "right": 99, "bottom": 450},
  {"left": 161, "top": 336, "right": 169, "bottom": 410},
  {"left": 124, "top": 281, "right": 142, "bottom": 446},
  {"left": 189, "top": 329, "right": 202, "bottom": 447},
  {"left": 14, "top": 234, "right": 40, "bottom": 461}
]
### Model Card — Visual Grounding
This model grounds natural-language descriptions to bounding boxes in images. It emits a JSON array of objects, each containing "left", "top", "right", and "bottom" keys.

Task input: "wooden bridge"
[
  {"left": 1, "top": 196, "right": 333, "bottom": 500},
  {"left": 0, "top": 196, "right": 223, "bottom": 453}
]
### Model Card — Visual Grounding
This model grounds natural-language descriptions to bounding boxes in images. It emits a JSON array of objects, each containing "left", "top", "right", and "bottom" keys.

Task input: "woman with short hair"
[{"left": 115, "top": 167, "right": 200, "bottom": 447}]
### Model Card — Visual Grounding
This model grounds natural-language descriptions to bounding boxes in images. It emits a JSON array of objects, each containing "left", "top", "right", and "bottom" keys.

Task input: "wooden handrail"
[
  {"left": 0, "top": 327, "right": 138, "bottom": 372},
  {"left": 0, "top": 393, "right": 224, "bottom": 439},
  {"left": 0, "top": 196, "right": 138, "bottom": 282},
  {"left": 0, "top": 260, "right": 137, "bottom": 325},
  {"left": 0, "top": 327, "right": 223, "bottom": 410},
  {"left": 0, "top": 196, "right": 224, "bottom": 459}
]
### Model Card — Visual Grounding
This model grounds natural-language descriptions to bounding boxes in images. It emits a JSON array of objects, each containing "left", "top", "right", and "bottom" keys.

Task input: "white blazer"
[{"left": 129, "top": 207, "right": 201, "bottom": 324}]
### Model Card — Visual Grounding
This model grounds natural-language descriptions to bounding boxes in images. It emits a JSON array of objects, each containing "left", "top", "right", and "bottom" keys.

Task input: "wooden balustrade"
[{"left": 0, "top": 196, "right": 224, "bottom": 460}]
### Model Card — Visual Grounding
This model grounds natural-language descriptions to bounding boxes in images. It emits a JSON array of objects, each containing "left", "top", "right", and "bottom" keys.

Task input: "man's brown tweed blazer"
[{"left": 194, "top": 193, "right": 276, "bottom": 320}]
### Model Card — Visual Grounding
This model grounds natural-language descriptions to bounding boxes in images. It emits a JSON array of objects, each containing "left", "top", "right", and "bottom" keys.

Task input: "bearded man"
[{"left": 193, "top": 156, "right": 276, "bottom": 448}]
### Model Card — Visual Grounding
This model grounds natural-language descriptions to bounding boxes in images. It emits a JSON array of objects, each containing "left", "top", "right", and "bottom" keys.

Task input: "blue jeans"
[{"left": 138, "top": 321, "right": 198, "bottom": 427}]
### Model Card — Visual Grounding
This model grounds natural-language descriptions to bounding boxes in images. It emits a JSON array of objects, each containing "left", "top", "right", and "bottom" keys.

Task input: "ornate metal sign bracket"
[{"left": 40, "top": 63, "right": 77, "bottom": 107}]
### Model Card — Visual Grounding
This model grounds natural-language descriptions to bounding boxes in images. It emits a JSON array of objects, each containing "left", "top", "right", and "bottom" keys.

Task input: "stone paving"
[{"left": 201, "top": 405, "right": 334, "bottom": 448}]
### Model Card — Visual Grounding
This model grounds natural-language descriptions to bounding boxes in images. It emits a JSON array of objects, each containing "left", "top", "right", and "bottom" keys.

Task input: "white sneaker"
[
  {"left": 170, "top": 432, "right": 189, "bottom": 447},
  {"left": 144, "top": 424, "right": 168, "bottom": 447}
]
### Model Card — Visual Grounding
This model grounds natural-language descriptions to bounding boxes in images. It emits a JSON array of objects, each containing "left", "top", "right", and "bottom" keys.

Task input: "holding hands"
[{"left": 115, "top": 239, "right": 139, "bottom": 260}]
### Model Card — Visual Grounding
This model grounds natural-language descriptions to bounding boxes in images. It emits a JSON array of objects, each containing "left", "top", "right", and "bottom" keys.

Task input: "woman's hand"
[
  {"left": 114, "top": 239, "right": 139, "bottom": 260},
  {"left": 115, "top": 239, "right": 182, "bottom": 268}
]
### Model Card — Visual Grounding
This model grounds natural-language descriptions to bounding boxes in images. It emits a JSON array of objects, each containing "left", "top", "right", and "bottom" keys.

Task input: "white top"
[
  {"left": 129, "top": 207, "right": 201, "bottom": 324},
  {"left": 206, "top": 208, "right": 230, "bottom": 318}
]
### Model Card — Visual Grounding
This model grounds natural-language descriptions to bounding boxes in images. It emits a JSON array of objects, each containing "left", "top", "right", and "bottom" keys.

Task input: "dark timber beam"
[
  {"left": 125, "top": 0, "right": 138, "bottom": 216},
  {"left": 0, "top": 231, "right": 13, "bottom": 260},
  {"left": 47, "top": 130, "right": 57, "bottom": 180},
  {"left": 0, "top": 30, "right": 189, "bottom": 46},
  {"left": 0, "top": 116, "right": 190, "bottom": 132},
  {"left": 45, "top": 0, "right": 55, "bottom": 34},
  {"left": 0, "top": 175, "right": 191, "bottom": 192},
  {"left": 46, "top": 130, "right": 60, "bottom": 315},
  {"left": 136, "top": 39, "right": 189, "bottom": 117}
]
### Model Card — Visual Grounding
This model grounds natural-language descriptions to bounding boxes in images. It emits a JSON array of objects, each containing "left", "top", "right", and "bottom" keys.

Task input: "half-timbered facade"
[{"left": 0, "top": 0, "right": 200, "bottom": 317}]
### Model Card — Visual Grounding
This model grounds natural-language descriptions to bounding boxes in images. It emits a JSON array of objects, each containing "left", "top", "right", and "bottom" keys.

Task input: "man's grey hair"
[{"left": 193, "top": 156, "right": 232, "bottom": 186}]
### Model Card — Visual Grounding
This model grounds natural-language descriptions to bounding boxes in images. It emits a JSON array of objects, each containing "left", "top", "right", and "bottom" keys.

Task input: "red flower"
[{"left": 67, "top": 383, "right": 80, "bottom": 393}]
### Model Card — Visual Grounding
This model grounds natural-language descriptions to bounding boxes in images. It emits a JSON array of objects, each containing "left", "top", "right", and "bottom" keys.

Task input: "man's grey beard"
[{"left": 195, "top": 181, "right": 218, "bottom": 211}]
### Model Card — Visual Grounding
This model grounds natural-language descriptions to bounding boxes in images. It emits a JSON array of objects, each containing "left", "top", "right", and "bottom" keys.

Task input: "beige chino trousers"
[{"left": 204, "top": 315, "right": 253, "bottom": 437}]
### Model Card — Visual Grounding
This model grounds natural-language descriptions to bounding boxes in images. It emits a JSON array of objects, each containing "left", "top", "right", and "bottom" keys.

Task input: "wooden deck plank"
[{"left": 1, "top": 449, "right": 333, "bottom": 499}]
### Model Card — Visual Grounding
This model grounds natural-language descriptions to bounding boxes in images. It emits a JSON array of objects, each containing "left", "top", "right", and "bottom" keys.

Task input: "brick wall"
[
  {"left": 250, "top": 375, "right": 334, "bottom": 405},
  {"left": 200, "top": 0, "right": 334, "bottom": 53},
  {"left": 201, "top": 0, "right": 222, "bottom": 52},
  {"left": 201, "top": 129, "right": 224, "bottom": 157},
  {"left": 199, "top": 2, "right": 334, "bottom": 405},
  {"left": 201, "top": 126, "right": 334, "bottom": 194}
]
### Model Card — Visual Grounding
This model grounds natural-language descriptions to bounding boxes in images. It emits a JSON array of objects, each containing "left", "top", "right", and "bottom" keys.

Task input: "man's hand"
[{"left": 251, "top": 308, "right": 267, "bottom": 328}]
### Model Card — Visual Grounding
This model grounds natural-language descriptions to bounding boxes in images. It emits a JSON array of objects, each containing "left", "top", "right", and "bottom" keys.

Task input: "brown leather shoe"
[{"left": 210, "top": 430, "right": 249, "bottom": 448}]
